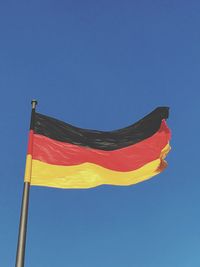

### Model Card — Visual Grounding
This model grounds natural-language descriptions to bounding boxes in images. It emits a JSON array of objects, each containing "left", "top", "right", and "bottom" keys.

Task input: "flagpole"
[{"left": 15, "top": 100, "right": 37, "bottom": 267}]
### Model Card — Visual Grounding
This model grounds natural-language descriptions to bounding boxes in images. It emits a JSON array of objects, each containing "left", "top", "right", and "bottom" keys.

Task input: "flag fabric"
[{"left": 24, "top": 107, "right": 171, "bottom": 189}]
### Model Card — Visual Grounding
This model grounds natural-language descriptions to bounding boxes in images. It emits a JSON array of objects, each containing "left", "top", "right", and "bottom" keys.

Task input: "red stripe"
[
  {"left": 27, "top": 130, "right": 34, "bottom": 154},
  {"left": 32, "top": 120, "right": 170, "bottom": 172}
]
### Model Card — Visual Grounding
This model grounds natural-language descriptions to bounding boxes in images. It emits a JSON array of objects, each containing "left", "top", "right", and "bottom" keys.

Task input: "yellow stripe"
[
  {"left": 24, "top": 154, "right": 33, "bottom": 182},
  {"left": 30, "top": 144, "right": 171, "bottom": 189}
]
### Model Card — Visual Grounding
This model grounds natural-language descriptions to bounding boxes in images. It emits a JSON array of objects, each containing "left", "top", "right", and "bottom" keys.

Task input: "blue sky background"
[{"left": 0, "top": 1, "right": 199, "bottom": 266}]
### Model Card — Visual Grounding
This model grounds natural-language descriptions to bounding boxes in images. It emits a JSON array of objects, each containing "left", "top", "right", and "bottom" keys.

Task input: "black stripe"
[
  {"left": 34, "top": 107, "right": 169, "bottom": 151},
  {"left": 30, "top": 108, "right": 36, "bottom": 130}
]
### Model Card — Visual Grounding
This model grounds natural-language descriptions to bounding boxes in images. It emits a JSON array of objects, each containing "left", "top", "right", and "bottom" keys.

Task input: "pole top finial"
[{"left": 31, "top": 99, "right": 38, "bottom": 109}]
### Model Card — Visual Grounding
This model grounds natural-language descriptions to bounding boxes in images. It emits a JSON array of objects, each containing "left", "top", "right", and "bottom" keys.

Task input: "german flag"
[{"left": 24, "top": 107, "right": 171, "bottom": 189}]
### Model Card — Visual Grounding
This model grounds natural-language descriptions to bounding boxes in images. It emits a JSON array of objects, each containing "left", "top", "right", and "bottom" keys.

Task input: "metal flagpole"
[{"left": 15, "top": 100, "right": 38, "bottom": 267}]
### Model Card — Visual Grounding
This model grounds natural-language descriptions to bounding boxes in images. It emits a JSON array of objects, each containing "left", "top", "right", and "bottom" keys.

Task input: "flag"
[{"left": 24, "top": 107, "right": 171, "bottom": 189}]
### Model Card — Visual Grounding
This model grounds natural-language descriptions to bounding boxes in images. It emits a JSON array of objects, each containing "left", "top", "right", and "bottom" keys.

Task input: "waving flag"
[{"left": 24, "top": 107, "right": 171, "bottom": 189}]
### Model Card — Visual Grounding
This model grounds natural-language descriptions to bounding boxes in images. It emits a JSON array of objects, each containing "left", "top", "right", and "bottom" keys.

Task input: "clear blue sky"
[{"left": 0, "top": 1, "right": 199, "bottom": 266}]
